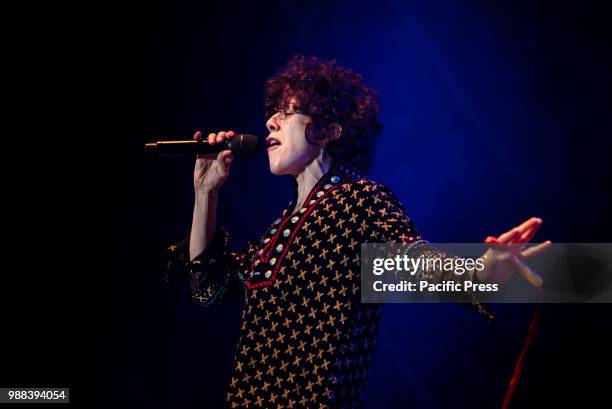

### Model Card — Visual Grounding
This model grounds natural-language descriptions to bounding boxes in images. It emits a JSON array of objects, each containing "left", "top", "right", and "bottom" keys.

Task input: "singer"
[{"left": 164, "top": 55, "right": 550, "bottom": 408}]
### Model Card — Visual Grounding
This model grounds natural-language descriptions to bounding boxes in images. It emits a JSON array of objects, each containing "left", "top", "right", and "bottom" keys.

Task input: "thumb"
[{"left": 217, "top": 150, "right": 233, "bottom": 172}]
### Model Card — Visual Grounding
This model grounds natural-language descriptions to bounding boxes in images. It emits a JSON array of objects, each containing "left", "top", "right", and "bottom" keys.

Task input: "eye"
[{"left": 278, "top": 109, "right": 295, "bottom": 120}]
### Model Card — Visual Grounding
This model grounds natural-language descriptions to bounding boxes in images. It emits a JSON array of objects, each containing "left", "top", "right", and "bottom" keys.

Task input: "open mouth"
[{"left": 266, "top": 137, "right": 281, "bottom": 151}]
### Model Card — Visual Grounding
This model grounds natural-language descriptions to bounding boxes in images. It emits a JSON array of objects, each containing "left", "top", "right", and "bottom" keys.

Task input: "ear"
[{"left": 327, "top": 123, "right": 343, "bottom": 143}]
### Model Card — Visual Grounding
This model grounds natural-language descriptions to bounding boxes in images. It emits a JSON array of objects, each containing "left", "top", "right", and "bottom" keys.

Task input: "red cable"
[
  {"left": 483, "top": 236, "right": 543, "bottom": 409},
  {"left": 500, "top": 299, "right": 542, "bottom": 409}
]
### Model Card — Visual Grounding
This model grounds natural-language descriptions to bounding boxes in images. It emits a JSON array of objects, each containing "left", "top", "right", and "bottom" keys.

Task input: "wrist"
[
  {"left": 475, "top": 267, "right": 487, "bottom": 283},
  {"left": 194, "top": 189, "right": 219, "bottom": 208},
  {"left": 195, "top": 188, "right": 218, "bottom": 197},
  {"left": 475, "top": 249, "right": 494, "bottom": 282}
]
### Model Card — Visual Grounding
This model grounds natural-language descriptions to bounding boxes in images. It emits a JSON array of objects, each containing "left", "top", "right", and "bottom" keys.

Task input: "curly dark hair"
[{"left": 264, "top": 55, "right": 383, "bottom": 172}]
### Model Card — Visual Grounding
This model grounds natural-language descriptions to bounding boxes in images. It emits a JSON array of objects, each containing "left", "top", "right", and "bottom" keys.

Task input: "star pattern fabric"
[{"left": 165, "top": 161, "right": 490, "bottom": 408}]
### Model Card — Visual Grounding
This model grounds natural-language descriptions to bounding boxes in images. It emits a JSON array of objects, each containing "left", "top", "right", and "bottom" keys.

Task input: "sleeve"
[
  {"left": 362, "top": 182, "right": 494, "bottom": 320},
  {"left": 163, "top": 227, "right": 253, "bottom": 307}
]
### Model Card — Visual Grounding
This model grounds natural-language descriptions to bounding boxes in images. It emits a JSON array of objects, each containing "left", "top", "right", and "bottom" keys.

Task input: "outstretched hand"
[{"left": 478, "top": 217, "right": 552, "bottom": 287}]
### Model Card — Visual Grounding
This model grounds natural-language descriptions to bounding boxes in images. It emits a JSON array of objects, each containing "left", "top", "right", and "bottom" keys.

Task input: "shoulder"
[
  {"left": 330, "top": 178, "right": 409, "bottom": 215},
  {"left": 338, "top": 178, "right": 400, "bottom": 200}
]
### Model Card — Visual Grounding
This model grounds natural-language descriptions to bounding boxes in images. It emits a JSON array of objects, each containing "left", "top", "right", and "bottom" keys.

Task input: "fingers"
[
  {"left": 216, "top": 130, "right": 235, "bottom": 143},
  {"left": 198, "top": 130, "right": 236, "bottom": 161},
  {"left": 516, "top": 216, "right": 541, "bottom": 232},
  {"left": 210, "top": 131, "right": 235, "bottom": 163},
  {"left": 521, "top": 240, "right": 552, "bottom": 258},
  {"left": 497, "top": 228, "right": 521, "bottom": 244},
  {"left": 495, "top": 217, "right": 544, "bottom": 245},
  {"left": 515, "top": 217, "right": 543, "bottom": 243},
  {"left": 207, "top": 130, "right": 236, "bottom": 144}
]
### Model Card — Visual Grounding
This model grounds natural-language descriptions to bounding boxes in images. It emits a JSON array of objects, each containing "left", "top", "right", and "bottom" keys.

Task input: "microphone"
[{"left": 145, "top": 134, "right": 261, "bottom": 157}]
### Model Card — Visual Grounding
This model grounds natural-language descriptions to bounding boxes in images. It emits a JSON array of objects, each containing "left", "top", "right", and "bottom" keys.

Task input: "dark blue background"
[{"left": 6, "top": 1, "right": 611, "bottom": 408}]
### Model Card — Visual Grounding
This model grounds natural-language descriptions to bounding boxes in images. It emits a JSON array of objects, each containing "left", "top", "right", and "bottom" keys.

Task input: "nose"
[{"left": 266, "top": 113, "right": 280, "bottom": 133}]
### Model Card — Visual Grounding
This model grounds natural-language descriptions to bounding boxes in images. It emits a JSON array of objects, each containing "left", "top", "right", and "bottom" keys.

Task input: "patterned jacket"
[{"left": 165, "top": 161, "right": 491, "bottom": 409}]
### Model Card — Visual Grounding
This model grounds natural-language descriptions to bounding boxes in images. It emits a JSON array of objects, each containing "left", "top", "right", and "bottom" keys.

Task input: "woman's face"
[{"left": 265, "top": 99, "right": 319, "bottom": 176}]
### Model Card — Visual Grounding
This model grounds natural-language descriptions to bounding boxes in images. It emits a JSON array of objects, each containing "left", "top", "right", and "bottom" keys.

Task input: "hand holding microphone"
[
  {"left": 145, "top": 130, "right": 261, "bottom": 192},
  {"left": 193, "top": 130, "right": 236, "bottom": 193},
  {"left": 145, "top": 132, "right": 260, "bottom": 157}
]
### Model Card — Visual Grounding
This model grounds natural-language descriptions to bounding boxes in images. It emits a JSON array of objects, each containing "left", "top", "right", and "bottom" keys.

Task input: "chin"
[
  {"left": 269, "top": 166, "right": 283, "bottom": 176},
  {"left": 268, "top": 159, "right": 289, "bottom": 176},
  {"left": 268, "top": 151, "right": 310, "bottom": 176}
]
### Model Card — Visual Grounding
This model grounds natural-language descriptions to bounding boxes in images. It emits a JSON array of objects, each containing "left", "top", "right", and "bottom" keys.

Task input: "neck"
[{"left": 294, "top": 155, "right": 334, "bottom": 210}]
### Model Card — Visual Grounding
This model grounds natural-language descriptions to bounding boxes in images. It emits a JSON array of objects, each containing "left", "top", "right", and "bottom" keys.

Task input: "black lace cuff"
[
  {"left": 162, "top": 238, "right": 190, "bottom": 282},
  {"left": 189, "top": 228, "right": 235, "bottom": 305}
]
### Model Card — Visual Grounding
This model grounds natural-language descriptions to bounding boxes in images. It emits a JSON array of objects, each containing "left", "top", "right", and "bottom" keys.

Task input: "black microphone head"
[{"left": 230, "top": 134, "right": 261, "bottom": 156}]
